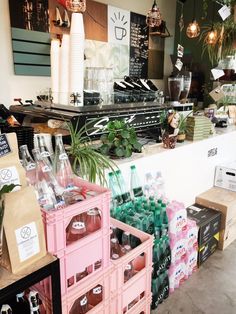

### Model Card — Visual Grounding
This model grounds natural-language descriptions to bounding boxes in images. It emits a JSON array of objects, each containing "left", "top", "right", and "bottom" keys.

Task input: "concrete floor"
[{"left": 152, "top": 241, "right": 236, "bottom": 314}]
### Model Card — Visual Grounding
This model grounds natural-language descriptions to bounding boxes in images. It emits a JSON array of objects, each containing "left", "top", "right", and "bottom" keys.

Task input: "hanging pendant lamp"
[
  {"left": 205, "top": 2, "right": 217, "bottom": 45},
  {"left": 146, "top": 0, "right": 162, "bottom": 28},
  {"left": 186, "top": 0, "right": 200, "bottom": 38}
]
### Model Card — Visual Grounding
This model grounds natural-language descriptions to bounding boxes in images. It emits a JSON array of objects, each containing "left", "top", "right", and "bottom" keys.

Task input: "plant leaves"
[
  {"left": 115, "top": 147, "right": 125, "bottom": 157},
  {"left": 0, "top": 184, "right": 20, "bottom": 199},
  {"left": 108, "top": 132, "right": 115, "bottom": 142},
  {"left": 121, "top": 130, "right": 130, "bottom": 139}
]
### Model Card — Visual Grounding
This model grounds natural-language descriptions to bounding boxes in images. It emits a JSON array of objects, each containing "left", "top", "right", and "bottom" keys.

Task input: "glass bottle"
[
  {"left": 86, "top": 208, "right": 101, "bottom": 234},
  {"left": 76, "top": 268, "right": 88, "bottom": 282},
  {"left": 66, "top": 213, "right": 87, "bottom": 244},
  {"left": 15, "top": 291, "right": 30, "bottom": 314},
  {"left": 0, "top": 305, "right": 12, "bottom": 314},
  {"left": 110, "top": 238, "right": 121, "bottom": 259},
  {"left": 116, "top": 170, "right": 131, "bottom": 203},
  {"left": 121, "top": 231, "right": 132, "bottom": 253},
  {"left": 130, "top": 165, "right": 143, "bottom": 198},
  {"left": 37, "top": 134, "right": 54, "bottom": 166},
  {"left": 28, "top": 291, "right": 40, "bottom": 314},
  {"left": 108, "top": 172, "right": 123, "bottom": 206},
  {"left": 53, "top": 134, "right": 74, "bottom": 189},
  {"left": 20, "top": 145, "right": 36, "bottom": 186},
  {"left": 70, "top": 294, "right": 88, "bottom": 314},
  {"left": 32, "top": 148, "right": 65, "bottom": 211},
  {"left": 88, "top": 285, "right": 103, "bottom": 307}
]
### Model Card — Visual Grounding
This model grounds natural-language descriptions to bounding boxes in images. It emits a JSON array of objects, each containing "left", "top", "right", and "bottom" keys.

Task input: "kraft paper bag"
[
  {"left": 0, "top": 133, "right": 27, "bottom": 190},
  {"left": 1, "top": 186, "right": 46, "bottom": 274}
]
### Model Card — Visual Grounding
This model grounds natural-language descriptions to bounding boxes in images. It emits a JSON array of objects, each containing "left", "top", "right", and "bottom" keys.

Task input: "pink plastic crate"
[
  {"left": 39, "top": 266, "right": 113, "bottom": 314},
  {"left": 110, "top": 218, "right": 153, "bottom": 314},
  {"left": 128, "top": 295, "right": 152, "bottom": 314},
  {"left": 41, "top": 177, "right": 111, "bottom": 295}
]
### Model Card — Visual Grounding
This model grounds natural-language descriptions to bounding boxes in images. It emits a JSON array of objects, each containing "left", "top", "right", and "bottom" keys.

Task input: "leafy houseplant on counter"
[
  {"left": 177, "top": 112, "right": 193, "bottom": 143},
  {"left": 99, "top": 120, "right": 142, "bottom": 158},
  {"left": 68, "top": 121, "right": 117, "bottom": 186}
]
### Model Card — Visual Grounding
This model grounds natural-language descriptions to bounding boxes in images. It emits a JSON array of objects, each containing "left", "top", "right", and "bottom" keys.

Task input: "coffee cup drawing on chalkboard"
[{"left": 115, "top": 26, "right": 127, "bottom": 40}]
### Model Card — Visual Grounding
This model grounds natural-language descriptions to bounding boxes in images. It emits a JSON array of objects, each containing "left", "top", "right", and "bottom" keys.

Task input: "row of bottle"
[
  {"left": 109, "top": 166, "right": 165, "bottom": 208},
  {"left": 152, "top": 236, "right": 171, "bottom": 278},
  {"left": 20, "top": 134, "right": 75, "bottom": 211},
  {"left": 151, "top": 270, "right": 169, "bottom": 310},
  {"left": 70, "top": 285, "right": 103, "bottom": 314},
  {"left": 0, "top": 291, "right": 45, "bottom": 314}
]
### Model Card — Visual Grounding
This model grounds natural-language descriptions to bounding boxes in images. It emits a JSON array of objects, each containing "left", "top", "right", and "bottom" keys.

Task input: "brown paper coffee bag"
[
  {"left": 1, "top": 186, "right": 46, "bottom": 273},
  {"left": 0, "top": 133, "right": 27, "bottom": 190}
]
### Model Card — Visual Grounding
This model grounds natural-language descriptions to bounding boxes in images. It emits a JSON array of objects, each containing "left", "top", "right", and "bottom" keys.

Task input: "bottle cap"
[{"left": 131, "top": 165, "right": 136, "bottom": 170}]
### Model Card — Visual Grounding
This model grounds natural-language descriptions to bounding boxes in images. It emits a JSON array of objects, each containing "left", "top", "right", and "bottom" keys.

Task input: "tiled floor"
[{"left": 152, "top": 241, "right": 236, "bottom": 314}]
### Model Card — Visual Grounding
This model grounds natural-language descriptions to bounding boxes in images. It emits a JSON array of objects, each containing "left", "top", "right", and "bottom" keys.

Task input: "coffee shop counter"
[{"left": 112, "top": 125, "right": 236, "bottom": 207}]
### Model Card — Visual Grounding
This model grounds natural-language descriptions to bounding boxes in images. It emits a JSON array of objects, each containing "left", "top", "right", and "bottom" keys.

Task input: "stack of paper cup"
[
  {"left": 69, "top": 13, "right": 85, "bottom": 106},
  {"left": 59, "top": 34, "right": 70, "bottom": 105},
  {"left": 50, "top": 39, "right": 60, "bottom": 104}
]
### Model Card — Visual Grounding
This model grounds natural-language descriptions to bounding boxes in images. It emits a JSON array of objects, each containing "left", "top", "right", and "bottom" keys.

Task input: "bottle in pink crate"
[
  {"left": 86, "top": 208, "right": 101, "bottom": 234},
  {"left": 70, "top": 294, "right": 89, "bottom": 314},
  {"left": 76, "top": 268, "right": 88, "bottom": 282},
  {"left": 53, "top": 134, "right": 74, "bottom": 190},
  {"left": 66, "top": 213, "right": 87, "bottom": 244},
  {"left": 187, "top": 219, "right": 198, "bottom": 251},
  {"left": 20, "top": 145, "right": 36, "bottom": 186},
  {"left": 88, "top": 285, "right": 103, "bottom": 307},
  {"left": 110, "top": 238, "right": 121, "bottom": 259}
]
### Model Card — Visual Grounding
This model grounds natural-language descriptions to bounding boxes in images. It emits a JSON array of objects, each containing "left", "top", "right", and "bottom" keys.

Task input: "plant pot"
[
  {"left": 177, "top": 133, "right": 186, "bottom": 143},
  {"left": 162, "top": 131, "right": 178, "bottom": 149}
]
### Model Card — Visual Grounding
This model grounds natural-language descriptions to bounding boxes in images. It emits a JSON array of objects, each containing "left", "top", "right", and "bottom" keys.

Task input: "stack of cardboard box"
[{"left": 196, "top": 161, "right": 236, "bottom": 250}]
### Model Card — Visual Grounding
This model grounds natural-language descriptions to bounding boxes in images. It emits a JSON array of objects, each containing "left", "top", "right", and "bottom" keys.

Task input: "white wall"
[{"left": 0, "top": 0, "right": 176, "bottom": 108}]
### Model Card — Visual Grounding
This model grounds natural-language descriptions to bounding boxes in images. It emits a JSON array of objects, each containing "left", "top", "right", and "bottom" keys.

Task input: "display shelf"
[{"left": 0, "top": 253, "right": 62, "bottom": 313}]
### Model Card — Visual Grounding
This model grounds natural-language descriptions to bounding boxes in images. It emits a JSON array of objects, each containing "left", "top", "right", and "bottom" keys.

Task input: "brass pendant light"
[
  {"left": 186, "top": 0, "right": 200, "bottom": 38},
  {"left": 205, "top": 1, "right": 218, "bottom": 45}
]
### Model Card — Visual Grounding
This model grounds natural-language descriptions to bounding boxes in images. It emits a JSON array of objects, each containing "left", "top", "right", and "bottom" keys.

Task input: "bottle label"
[
  {"left": 42, "top": 165, "right": 51, "bottom": 173},
  {"left": 125, "top": 263, "right": 132, "bottom": 270},
  {"left": 112, "top": 253, "right": 119, "bottom": 260},
  {"left": 41, "top": 151, "right": 50, "bottom": 157},
  {"left": 72, "top": 221, "right": 85, "bottom": 230},
  {"left": 59, "top": 153, "right": 68, "bottom": 160},
  {"left": 93, "top": 286, "right": 102, "bottom": 294},
  {"left": 80, "top": 296, "right": 87, "bottom": 306},
  {"left": 133, "top": 187, "right": 143, "bottom": 197},
  {"left": 26, "top": 163, "right": 36, "bottom": 171}
]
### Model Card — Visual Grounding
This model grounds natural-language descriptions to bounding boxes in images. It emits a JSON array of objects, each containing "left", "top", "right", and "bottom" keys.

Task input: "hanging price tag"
[
  {"left": 175, "top": 58, "right": 183, "bottom": 71},
  {"left": 211, "top": 68, "right": 225, "bottom": 80},
  {"left": 177, "top": 44, "right": 184, "bottom": 58},
  {"left": 218, "top": 5, "right": 231, "bottom": 21}
]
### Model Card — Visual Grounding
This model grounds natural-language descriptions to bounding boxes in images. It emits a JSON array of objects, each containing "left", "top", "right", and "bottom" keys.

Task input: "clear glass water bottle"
[
  {"left": 130, "top": 165, "right": 143, "bottom": 198},
  {"left": 20, "top": 145, "right": 36, "bottom": 186},
  {"left": 53, "top": 134, "right": 74, "bottom": 189},
  {"left": 37, "top": 134, "right": 54, "bottom": 166}
]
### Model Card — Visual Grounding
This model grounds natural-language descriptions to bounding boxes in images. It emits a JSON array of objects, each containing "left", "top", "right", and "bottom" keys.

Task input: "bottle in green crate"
[
  {"left": 116, "top": 170, "right": 132, "bottom": 203},
  {"left": 152, "top": 240, "right": 161, "bottom": 277},
  {"left": 163, "top": 235, "right": 171, "bottom": 269},
  {"left": 162, "top": 270, "right": 170, "bottom": 300},
  {"left": 161, "top": 203, "right": 169, "bottom": 225},
  {"left": 130, "top": 165, "right": 143, "bottom": 198},
  {"left": 151, "top": 278, "right": 159, "bottom": 310}
]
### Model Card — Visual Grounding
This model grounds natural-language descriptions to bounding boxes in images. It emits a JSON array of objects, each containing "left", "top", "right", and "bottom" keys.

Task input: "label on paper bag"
[
  {"left": 0, "top": 166, "right": 20, "bottom": 190},
  {"left": 0, "top": 134, "right": 11, "bottom": 157},
  {"left": 209, "top": 86, "right": 225, "bottom": 102},
  {"left": 15, "top": 222, "right": 40, "bottom": 262},
  {"left": 175, "top": 58, "right": 183, "bottom": 71},
  {"left": 218, "top": 5, "right": 231, "bottom": 21}
]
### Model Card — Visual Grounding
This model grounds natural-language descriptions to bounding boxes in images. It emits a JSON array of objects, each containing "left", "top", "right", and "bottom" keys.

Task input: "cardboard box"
[
  {"left": 198, "top": 233, "right": 219, "bottom": 266},
  {"left": 196, "top": 187, "right": 236, "bottom": 230},
  {"left": 214, "top": 161, "right": 236, "bottom": 192},
  {"left": 219, "top": 221, "right": 236, "bottom": 250},
  {"left": 187, "top": 204, "right": 221, "bottom": 246}
]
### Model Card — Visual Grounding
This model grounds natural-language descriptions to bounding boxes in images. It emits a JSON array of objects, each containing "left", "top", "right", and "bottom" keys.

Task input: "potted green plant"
[
  {"left": 0, "top": 184, "right": 19, "bottom": 260},
  {"left": 177, "top": 113, "right": 188, "bottom": 143},
  {"left": 67, "top": 121, "right": 117, "bottom": 186},
  {"left": 98, "top": 120, "right": 142, "bottom": 158}
]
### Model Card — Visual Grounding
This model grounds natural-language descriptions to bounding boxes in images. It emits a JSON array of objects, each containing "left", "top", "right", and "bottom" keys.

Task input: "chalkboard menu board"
[
  {"left": 129, "top": 12, "right": 149, "bottom": 78},
  {"left": 0, "top": 134, "right": 11, "bottom": 158}
]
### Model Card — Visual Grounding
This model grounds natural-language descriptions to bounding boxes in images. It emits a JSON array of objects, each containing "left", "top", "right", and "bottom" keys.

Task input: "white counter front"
[{"left": 114, "top": 126, "right": 236, "bottom": 207}]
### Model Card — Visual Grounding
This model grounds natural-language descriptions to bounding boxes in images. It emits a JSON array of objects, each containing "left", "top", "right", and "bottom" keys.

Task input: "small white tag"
[
  {"left": 42, "top": 165, "right": 51, "bottom": 173},
  {"left": 218, "top": 5, "right": 231, "bottom": 21},
  {"left": 211, "top": 68, "right": 225, "bottom": 80},
  {"left": 175, "top": 58, "right": 183, "bottom": 71},
  {"left": 189, "top": 205, "right": 202, "bottom": 212},
  {"left": 177, "top": 44, "right": 184, "bottom": 58},
  {"left": 93, "top": 286, "right": 102, "bottom": 294},
  {"left": 0, "top": 166, "right": 21, "bottom": 190},
  {"left": 26, "top": 163, "right": 36, "bottom": 171},
  {"left": 59, "top": 153, "right": 68, "bottom": 160},
  {"left": 80, "top": 296, "right": 87, "bottom": 306},
  {"left": 72, "top": 221, "right": 85, "bottom": 230},
  {"left": 15, "top": 222, "right": 40, "bottom": 262}
]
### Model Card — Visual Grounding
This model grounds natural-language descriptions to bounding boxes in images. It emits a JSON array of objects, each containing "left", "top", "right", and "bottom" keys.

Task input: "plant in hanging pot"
[
  {"left": 160, "top": 110, "right": 180, "bottom": 149},
  {"left": 67, "top": 121, "right": 117, "bottom": 186},
  {"left": 177, "top": 113, "right": 187, "bottom": 143},
  {"left": 98, "top": 120, "right": 142, "bottom": 159}
]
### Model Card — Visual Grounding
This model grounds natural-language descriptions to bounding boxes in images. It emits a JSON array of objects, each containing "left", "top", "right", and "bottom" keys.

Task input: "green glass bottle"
[{"left": 130, "top": 165, "right": 144, "bottom": 198}]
